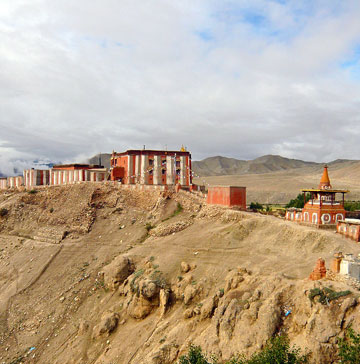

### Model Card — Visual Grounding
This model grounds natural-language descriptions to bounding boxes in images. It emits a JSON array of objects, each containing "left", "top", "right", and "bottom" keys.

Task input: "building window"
[
  {"left": 149, "top": 169, "right": 153, "bottom": 175},
  {"left": 312, "top": 213, "right": 318, "bottom": 224},
  {"left": 303, "top": 212, "right": 309, "bottom": 222},
  {"left": 149, "top": 159, "right": 154, "bottom": 166},
  {"left": 162, "top": 159, "right": 166, "bottom": 166},
  {"left": 162, "top": 169, "right": 166, "bottom": 175},
  {"left": 176, "top": 169, "right": 180, "bottom": 175},
  {"left": 176, "top": 161, "right": 180, "bottom": 167}
]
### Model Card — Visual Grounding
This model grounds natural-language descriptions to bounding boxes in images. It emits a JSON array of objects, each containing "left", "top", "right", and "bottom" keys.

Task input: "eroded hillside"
[{"left": 1, "top": 184, "right": 360, "bottom": 364}]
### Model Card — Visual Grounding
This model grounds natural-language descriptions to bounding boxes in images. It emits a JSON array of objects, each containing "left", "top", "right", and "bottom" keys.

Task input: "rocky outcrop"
[
  {"left": 101, "top": 255, "right": 135, "bottom": 290},
  {"left": 120, "top": 266, "right": 170, "bottom": 319},
  {"left": 92, "top": 311, "right": 119, "bottom": 339}
]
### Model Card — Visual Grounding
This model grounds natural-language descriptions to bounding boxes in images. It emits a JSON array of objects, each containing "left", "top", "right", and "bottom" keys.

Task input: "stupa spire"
[{"left": 319, "top": 164, "right": 332, "bottom": 190}]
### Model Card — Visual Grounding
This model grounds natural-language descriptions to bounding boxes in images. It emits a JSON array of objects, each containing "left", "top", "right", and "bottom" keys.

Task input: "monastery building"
[{"left": 110, "top": 148, "right": 192, "bottom": 187}]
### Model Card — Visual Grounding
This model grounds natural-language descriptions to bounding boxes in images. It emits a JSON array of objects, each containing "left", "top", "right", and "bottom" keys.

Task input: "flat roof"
[
  {"left": 113, "top": 149, "right": 191, "bottom": 157},
  {"left": 301, "top": 189, "right": 349, "bottom": 193},
  {"left": 344, "top": 218, "right": 360, "bottom": 225},
  {"left": 52, "top": 164, "right": 103, "bottom": 169}
]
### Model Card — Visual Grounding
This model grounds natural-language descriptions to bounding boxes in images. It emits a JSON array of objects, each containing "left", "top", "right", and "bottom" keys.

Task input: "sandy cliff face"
[{"left": 1, "top": 185, "right": 360, "bottom": 364}]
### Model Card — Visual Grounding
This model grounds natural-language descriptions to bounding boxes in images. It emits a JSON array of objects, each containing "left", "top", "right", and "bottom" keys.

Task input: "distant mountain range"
[
  {"left": 89, "top": 153, "right": 359, "bottom": 177},
  {"left": 192, "top": 155, "right": 360, "bottom": 176}
]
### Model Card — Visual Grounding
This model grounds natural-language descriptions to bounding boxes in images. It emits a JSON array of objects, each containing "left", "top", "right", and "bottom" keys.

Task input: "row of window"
[
  {"left": 148, "top": 169, "right": 181, "bottom": 176},
  {"left": 113, "top": 158, "right": 182, "bottom": 167}
]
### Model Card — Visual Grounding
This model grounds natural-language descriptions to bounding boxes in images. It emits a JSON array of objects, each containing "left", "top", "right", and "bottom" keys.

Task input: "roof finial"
[{"left": 319, "top": 164, "right": 332, "bottom": 190}]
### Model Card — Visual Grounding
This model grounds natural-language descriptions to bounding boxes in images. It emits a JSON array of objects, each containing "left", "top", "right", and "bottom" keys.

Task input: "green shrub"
[
  {"left": 227, "top": 336, "right": 309, "bottom": 364},
  {"left": 338, "top": 327, "right": 360, "bottom": 363},
  {"left": 309, "top": 287, "right": 351, "bottom": 305},
  {"left": 286, "top": 193, "right": 311, "bottom": 209},
  {"left": 0, "top": 208, "right": 9, "bottom": 217},
  {"left": 344, "top": 201, "right": 360, "bottom": 212},
  {"left": 179, "top": 337, "right": 309, "bottom": 364},
  {"left": 28, "top": 189, "right": 38, "bottom": 194},
  {"left": 178, "top": 345, "right": 217, "bottom": 364},
  {"left": 249, "top": 202, "right": 263, "bottom": 211},
  {"left": 174, "top": 202, "right": 183, "bottom": 215},
  {"left": 145, "top": 223, "right": 154, "bottom": 232}
]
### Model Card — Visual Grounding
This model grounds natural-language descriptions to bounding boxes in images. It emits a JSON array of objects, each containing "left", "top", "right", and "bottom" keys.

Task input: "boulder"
[
  {"left": 102, "top": 255, "right": 135, "bottom": 290},
  {"left": 92, "top": 312, "right": 119, "bottom": 339},
  {"left": 181, "top": 262, "right": 191, "bottom": 273},
  {"left": 140, "top": 279, "right": 160, "bottom": 299},
  {"left": 128, "top": 296, "right": 153, "bottom": 319}
]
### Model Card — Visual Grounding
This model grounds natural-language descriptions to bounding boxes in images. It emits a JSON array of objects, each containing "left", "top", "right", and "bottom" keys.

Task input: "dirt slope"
[{"left": 1, "top": 185, "right": 360, "bottom": 364}]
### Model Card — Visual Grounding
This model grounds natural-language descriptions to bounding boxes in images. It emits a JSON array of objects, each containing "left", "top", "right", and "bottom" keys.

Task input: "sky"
[{"left": 1, "top": 0, "right": 360, "bottom": 175}]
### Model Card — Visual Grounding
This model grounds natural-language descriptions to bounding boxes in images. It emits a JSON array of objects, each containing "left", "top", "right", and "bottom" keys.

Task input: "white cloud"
[{"left": 1, "top": 0, "right": 360, "bottom": 175}]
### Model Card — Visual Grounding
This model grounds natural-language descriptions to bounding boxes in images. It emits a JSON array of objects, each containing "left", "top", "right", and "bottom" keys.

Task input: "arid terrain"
[
  {"left": 193, "top": 161, "right": 360, "bottom": 204},
  {"left": 89, "top": 153, "right": 360, "bottom": 204},
  {"left": 1, "top": 184, "right": 360, "bottom": 363}
]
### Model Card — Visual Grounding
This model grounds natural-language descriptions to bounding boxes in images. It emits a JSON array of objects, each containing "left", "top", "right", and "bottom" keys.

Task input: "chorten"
[
  {"left": 301, "top": 165, "right": 349, "bottom": 226},
  {"left": 319, "top": 165, "right": 332, "bottom": 190}
]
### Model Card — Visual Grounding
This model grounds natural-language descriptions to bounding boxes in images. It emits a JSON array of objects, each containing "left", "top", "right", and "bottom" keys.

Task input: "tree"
[
  {"left": 344, "top": 201, "right": 360, "bottom": 212},
  {"left": 338, "top": 327, "right": 360, "bottom": 364},
  {"left": 286, "top": 193, "right": 310, "bottom": 209},
  {"left": 249, "top": 202, "right": 263, "bottom": 211},
  {"left": 228, "top": 336, "right": 309, "bottom": 364},
  {"left": 178, "top": 345, "right": 217, "bottom": 364}
]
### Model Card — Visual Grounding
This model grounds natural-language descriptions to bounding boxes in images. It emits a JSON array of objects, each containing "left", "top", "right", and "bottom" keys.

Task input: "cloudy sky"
[{"left": 1, "top": 0, "right": 360, "bottom": 175}]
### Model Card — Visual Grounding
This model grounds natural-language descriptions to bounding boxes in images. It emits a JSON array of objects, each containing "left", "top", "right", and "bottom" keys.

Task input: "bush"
[
  {"left": 249, "top": 202, "right": 263, "bottom": 211},
  {"left": 174, "top": 202, "right": 183, "bottom": 215},
  {"left": 344, "top": 201, "right": 360, "bottom": 212},
  {"left": 145, "top": 223, "right": 154, "bottom": 232},
  {"left": 227, "top": 336, "right": 309, "bottom": 364},
  {"left": 0, "top": 208, "right": 8, "bottom": 217},
  {"left": 178, "top": 345, "right": 217, "bottom": 364},
  {"left": 28, "top": 189, "right": 38, "bottom": 194},
  {"left": 338, "top": 327, "right": 360, "bottom": 363},
  {"left": 309, "top": 287, "right": 351, "bottom": 305},
  {"left": 179, "top": 337, "right": 309, "bottom": 364},
  {"left": 286, "top": 193, "right": 311, "bottom": 209}
]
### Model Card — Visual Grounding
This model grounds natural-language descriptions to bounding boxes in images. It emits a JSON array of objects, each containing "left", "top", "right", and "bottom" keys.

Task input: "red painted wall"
[
  {"left": 111, "top": 167, "right": 125, "bottom": 181},
  {"left": 302, "top": 203, "right": 345, "bottom": 225},
  {"left": 207, "top": 186, "right": 246, "bottom": 209}
]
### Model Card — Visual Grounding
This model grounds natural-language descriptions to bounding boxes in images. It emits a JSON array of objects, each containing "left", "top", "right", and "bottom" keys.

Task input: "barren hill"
[
  {"left": 192, "top": 154, "right": 360, "bottom": 177},
  {"left": 1, "top": 185, "right": 360, "bottom": 363},
  {"left": 192, "top": 154, "right": 320, "bottom": 176},
  {"left": 193, "top": 160, "right": 360, "bottom": 204}
]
